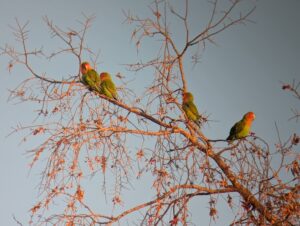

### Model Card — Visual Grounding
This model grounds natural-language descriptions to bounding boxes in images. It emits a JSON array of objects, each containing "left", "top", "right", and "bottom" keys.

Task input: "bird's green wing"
[
  {"left": 189, "top": 101, "right": 200, "bottom": 120},
  {"left": 227, "top": 120, "right": 245, "bottom": 140},
  {"left": 182, "top": 103, "right": 191, "bottom": 118},
  {"left": 102, "top": 79, "right": 118, "bottom": 99},
  {"left": 183, "top": 102, "right": 199, "bottom": 122},
  {"left": 88, "top": 70, "right": 99, "bottom": 82},
  {"left": 81, "top": 73, "right": 88, "bottom": 86},
  {"left": 101, "top": 81, "right": 114, "bottom": 99},
  {"left": 85, "top": 70, "right": 101, "bottom": 93}
]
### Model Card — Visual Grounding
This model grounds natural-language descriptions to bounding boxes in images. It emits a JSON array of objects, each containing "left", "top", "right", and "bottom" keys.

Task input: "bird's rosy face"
[
  {"left": 100, "top": 72, "right": 110, "bottom": 80},
  {"left": 246, "top": 112, "right": 256, "bottom": 121},
  {"left": 183, "top": 93, "right": 187, "bottom": 102},
  {"left": 80, "top": 62, "right": 91, "bottom": 74},
  {"left": 183, "top": 92, "right": 193, "bottom": 102}
]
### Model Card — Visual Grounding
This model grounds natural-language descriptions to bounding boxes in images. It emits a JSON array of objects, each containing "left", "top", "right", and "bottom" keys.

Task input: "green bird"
[
  {"left": 99, "top": 72, "right": 118, "bottom": 100},
  {"left": 226, "top": 112, "right": 256, "bottom": 141},
  {"left": 80, "top": 62, "right": 101, "bottom": 93},
  {"left": 182, "top": 92, "right": 202, "bottom": 127}
]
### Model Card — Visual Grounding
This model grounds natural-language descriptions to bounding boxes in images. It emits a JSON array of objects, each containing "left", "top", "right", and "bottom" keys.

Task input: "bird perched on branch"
[
  {"left": 182, "top": 92, "right": 202, "bottom": 127},
  {"left": 226, "top": 112, "right": 256, "bottom": 141},
  {"left": 99, "top": 72, "right": 118, "bottom": 100},
  {"left": 80, "top": 62, "right": 101, "bottom": 93}
]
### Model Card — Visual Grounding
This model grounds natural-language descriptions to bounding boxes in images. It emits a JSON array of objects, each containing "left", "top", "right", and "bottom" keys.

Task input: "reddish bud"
[{"left": 282, "top": 84, "right": 291, "bottom": 90}]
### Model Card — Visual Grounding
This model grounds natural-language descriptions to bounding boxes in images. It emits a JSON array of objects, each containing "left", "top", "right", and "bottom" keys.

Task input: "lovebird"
[
  {"left": 226, "top": 112, "right": 256, "bottom": 141},
  {"left": 80, "top": 62, "right": 101, "bottom": 93},
  {"left": 99, "top": 72, "right": 118, "bottom": 100},
  {"left": 182, "top": 92, "right": 202, "bottom": 127}
]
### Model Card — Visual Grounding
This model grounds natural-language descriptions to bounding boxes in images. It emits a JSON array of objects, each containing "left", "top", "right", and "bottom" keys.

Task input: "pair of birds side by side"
[
  {"left": 80, "top": 62, "right": 118, "bottom": 100},
  {"left": 182, "top": 92, "right": 256, "bottom": 141}
]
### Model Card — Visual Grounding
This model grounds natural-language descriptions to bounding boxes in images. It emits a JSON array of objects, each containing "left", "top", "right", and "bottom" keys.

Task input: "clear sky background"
[{"left": 0, "top": 0, "right": 299, "bottom": 225}]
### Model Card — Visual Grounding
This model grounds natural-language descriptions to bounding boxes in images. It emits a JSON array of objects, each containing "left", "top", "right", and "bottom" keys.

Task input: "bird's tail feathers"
[{"left": 195, "top": 120, "right": 202, "bottom": 128}]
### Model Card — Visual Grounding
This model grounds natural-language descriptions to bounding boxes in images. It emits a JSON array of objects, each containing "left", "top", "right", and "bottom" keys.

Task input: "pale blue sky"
[{"left": 0, "top": 0, "right": 299, "bottom": 225}]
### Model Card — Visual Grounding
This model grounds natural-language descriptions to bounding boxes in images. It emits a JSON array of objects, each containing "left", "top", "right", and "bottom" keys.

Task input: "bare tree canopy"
[{"left": 1, "top": 0, "right": 299, "bottom": 225}]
